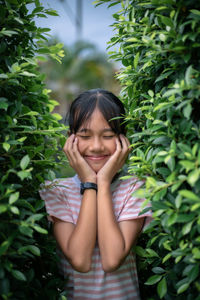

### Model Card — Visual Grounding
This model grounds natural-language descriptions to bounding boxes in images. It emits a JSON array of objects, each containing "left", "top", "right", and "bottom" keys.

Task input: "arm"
[
  {"left": 53, "top": 188, "right": 97, "bottom": 273},
  {"left": 97, "top": 181, "right": 144, "bottom": 272},
  {"left": 97, "top": 135, "right": 143, "bottom": 272},
  {"left": 53, "top": 135, "right": 97, "bottom": 273}
]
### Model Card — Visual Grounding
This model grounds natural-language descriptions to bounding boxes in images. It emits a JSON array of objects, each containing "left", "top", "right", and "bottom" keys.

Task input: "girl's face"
[{"left": 75, "top": 108, "right": 117, "bottom": 173}]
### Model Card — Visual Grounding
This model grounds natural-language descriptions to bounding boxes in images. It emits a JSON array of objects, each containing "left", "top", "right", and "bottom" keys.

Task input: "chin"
[{"left": 89, "top": 163, "right": 104, "bottom": 174}]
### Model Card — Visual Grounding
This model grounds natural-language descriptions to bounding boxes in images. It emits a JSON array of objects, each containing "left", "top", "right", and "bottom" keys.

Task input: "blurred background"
[
  {"left": 34, "top": 0, "right": 121, "bottom": 119},
  {"left": 33, "top": 0, "right": 121, "bottom": 176}
]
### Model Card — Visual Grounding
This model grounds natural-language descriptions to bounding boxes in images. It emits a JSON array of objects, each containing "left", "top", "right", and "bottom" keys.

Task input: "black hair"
[{"left": 68, "top": 89, "right": 126, "bottom": 135}]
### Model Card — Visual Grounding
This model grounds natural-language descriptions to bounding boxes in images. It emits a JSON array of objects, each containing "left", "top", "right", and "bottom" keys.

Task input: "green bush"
[
  {"left": 0, "top": 1, "right": 67, "bottom": 298},
  {"left": 96, "top": 0, "right": 200, "bottom": 299}
]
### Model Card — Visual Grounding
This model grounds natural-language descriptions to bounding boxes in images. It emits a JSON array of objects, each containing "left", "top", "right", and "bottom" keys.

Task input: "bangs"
[{"left": 68, "top": 89, "right": 126, "bottom": 135}]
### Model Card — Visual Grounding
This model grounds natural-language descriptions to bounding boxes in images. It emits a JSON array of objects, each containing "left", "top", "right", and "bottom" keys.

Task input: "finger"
[
  {"left": 63, "top": 134, "right": 74, "bottom": 152},
  {"left": 121, "top": 135, "right": 131, "bottom": 152},
  {"left": 64, "top": 134, "right": 76, "bottom": 163},
  {"left": 72, "top": 137, "right": 79, "bottom": 158},
  {"left": 72, "top": 137, "right": 87, "bottom": 165},
  {"left": 115, "top": 137, "right": 122, "bottom": 154},
  {"left": 119, "top": 135, "right": 129, "bottom": 153},
  {"left": 118, "top": 135, "right": 130, "bottom": 163}
]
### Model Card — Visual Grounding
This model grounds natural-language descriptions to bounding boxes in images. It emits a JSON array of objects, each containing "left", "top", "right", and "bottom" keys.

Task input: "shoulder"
[
  {"left": 39, "top": 175, "right": 79, "bottom": 199},
  {"left": 113, "top": 175, "right": 144, "bottom": 194}
]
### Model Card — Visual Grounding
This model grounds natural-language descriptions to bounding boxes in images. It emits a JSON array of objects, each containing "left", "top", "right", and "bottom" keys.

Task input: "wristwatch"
[{"left": 80, "top": 182, "right": 98, "bottom": 195}]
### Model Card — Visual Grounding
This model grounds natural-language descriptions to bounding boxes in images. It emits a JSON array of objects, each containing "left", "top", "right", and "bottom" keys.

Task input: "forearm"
[
  {"left": 55, "top": 189, "right": 97, "bottom": 272},
  {"left": 97, "top": 181, "right": 127, "bottom": 272}
]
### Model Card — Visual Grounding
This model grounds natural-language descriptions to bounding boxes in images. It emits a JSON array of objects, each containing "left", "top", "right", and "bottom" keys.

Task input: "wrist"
[
  {"left": 79, "top": 175, "right": 97, "bottom": 184},
  {"left": 80, "top": 182, "right": 98, "bottom": 195},
  {"left": 97, "top": 178, "right": 111, "bottom": 189}
]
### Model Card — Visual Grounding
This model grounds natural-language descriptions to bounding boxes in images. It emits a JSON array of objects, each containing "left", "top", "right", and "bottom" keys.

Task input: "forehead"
[{"left": 78, "top": 109, "right": 113, "bottom": 132}]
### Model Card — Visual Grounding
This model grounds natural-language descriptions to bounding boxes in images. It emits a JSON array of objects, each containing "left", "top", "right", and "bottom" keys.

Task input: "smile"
[{"left": 85, "top": 155, "right": 109, "bottom": 161}]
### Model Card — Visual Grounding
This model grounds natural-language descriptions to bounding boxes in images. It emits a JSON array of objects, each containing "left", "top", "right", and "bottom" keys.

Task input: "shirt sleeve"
[
  {"left": 39, "top": 180, "right": 74, "bottom": 224},
  {"left": 118, "top": 178, "right": 152, "bottom": 227}
]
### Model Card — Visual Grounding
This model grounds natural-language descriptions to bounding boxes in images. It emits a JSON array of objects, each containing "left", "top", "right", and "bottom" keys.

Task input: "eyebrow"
[{"left": 78, "top": 128, "right": 114, "bottom": 133}]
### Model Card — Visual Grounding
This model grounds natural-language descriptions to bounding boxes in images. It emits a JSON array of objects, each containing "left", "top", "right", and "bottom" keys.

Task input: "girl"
[{"left": 40, "top": 89, "right": 152, "bottom": 300}]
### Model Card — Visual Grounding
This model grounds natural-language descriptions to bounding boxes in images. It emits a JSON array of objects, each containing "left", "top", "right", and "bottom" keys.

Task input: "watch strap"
[{"left": 80, "top": 182, "right": 98, "bottom": 195}]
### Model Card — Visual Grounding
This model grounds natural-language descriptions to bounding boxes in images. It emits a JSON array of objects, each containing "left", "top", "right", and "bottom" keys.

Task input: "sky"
[{"left": 34, "top": 0, "right": 121, "bottom": 52}]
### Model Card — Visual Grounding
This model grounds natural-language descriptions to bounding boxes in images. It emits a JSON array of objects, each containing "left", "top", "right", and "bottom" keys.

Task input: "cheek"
[
  {"left": 76, "top": 138, "right": 86, "bottom": 154},
  {"left": 108, "top": 140, "right": 117, "bottom": 154}
]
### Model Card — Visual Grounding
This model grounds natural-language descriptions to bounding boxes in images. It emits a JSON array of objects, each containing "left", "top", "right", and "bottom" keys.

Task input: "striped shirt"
[{"left": 39, "top": 174, "right": 152, "bottom": 300}]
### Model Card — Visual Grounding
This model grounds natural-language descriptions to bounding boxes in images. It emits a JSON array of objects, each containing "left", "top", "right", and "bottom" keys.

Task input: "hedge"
[
  {"left": 0, "top": 1, "right": 67, "bottom": 298},
  {"left": 95, "top": 0, "right": 200, "bottom": 299}
]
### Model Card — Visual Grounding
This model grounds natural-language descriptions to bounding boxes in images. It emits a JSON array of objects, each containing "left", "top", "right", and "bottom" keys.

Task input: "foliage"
[
  {"left": 95, "top": 0, "right": 200, "bottom": 299},
  {"left": 0, "top": 0, "right": 67, "bottom": 298},
  {"left": 39, "top": 39, "right": 120, "bottom": 117}
]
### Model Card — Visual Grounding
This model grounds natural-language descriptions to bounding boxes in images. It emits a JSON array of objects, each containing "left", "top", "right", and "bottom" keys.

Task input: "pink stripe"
[
  {"left": 75, "top": 295, "right": 139, "bottom": 300},
  {"left": 74, "top": 281, "right": 137, "bottom": 295},
  {"left": 74, "top": 274, "right": 136, "bottom": 286},
  {"left": 60, "top": 262, "right": 136, "bottom": 276},
  {"left": 40, "top": 174, "right": 152, "bottom": 300}
]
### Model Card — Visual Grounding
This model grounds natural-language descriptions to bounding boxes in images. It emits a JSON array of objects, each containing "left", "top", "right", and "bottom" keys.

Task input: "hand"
[
  {"left": 63, "top": 134, "right": 97, "bottom": 183},
  {"left": 97, "top": 134, "right": 130, "bottom": 184}
]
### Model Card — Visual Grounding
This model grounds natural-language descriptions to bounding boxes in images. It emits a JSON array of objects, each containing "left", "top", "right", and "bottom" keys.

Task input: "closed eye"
[
  {"left": 78, "top": 135, "right": 91, "bottom": 139},
  {"left": 103, "top": 136, "right": 115, "bottom": 139}
]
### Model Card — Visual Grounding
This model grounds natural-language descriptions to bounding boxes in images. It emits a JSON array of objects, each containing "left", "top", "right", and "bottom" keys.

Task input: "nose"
[{"left": 89, "top": 137, "right": 104, "bottom": 152}]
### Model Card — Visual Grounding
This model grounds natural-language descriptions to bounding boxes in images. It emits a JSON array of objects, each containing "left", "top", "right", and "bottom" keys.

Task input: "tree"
[
  {"left": 0, "top": 1, "right": 66, "bottom": 298},
  {"left": 39, "top": 39, "right": 120, "bottom": 119},
  {"left": 95, "top": 0, "right": 200, "bottom": 299}
]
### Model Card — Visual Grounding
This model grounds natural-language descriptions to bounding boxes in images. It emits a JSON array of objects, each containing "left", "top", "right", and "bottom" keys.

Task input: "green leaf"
[
  {"left": 187, "top": 169, "right": 199, "bottom": 186},
  {"left": 146, "top": 248, "right": 159, "bottom": 257},
  {"left": 3, "top": 142, "right": 10, "bottom": 152},
  {"left": 160, "top": 15, "right": 174, "bottom": 27},
  {"left": 20, "top": 71, "right": 36, "bottom": 77},
  {"left": 0, "top": 97, "right": 8, "bottom": 110},
  {"left": 52, "top": 113, "right": 62, "bottom": 120},
  {"left": 190, "top": 9, "right": 200, "bottom": 16},
  {"left": 134, "top": 246, "right": 147, "bottom": 257},
  {"left": 20, "top": 155, "right": 30, "bottom": 170},
  {"left": 17, "top": 170, "right": 32, "bottom": 181},
  {"left": 183, "top": 104, "right": 192, "bottom": 119},
  {"left": 18, "top": 245, "right": 41, "bottom": 256},
  {"left": 177, "top": 282, "right": 190, "bottom": 294},
  {"left": 157, "top": 277, "right": 167, "bottom": 298},
  {"left": 152, "top": 267, "right": 165, "bottom": 274},
  {"left": 145, "top": 275, "right": 162, "bottom": 285},
  {"left": 0, "top": 74, "right": 8, "bottom": 79},
  {"left": 0, "top": 29, "right": 18, "bottom": 36},
  {"left": 183, "top": 265, "right": 199, "bottom": 282},
  {"left": 165, "top": 155, "right": 175, "bottom": 171},
  {"left": 0, "top": 205, "right": 7, "bottom": 214},
  {"left": 32, "top": 225, "right": 48, "bottom": 234},
  {"left": 163, "top": 253, "right": 171, "bottom": 263},
  {"left": 179, "top": 160, "right": 195, "bottom": 171},
  {"left": 179, "top": 190, "right": 199, "bottom": 201},
  {"left": 10, "top": 206, "right": 19, "bottom": 215},
  {"left": 12, "top": 270, "right": 26, "bottom": 281},
  {"left": 0, "top": 240, "right": 10, "bottom": 255},
  {"left": 9, "top": 192, "right": 19, "bottom": 204},
  {"left": 23, "top": 111, "right": 39, "bottom": 116},
  {"left": 28, "top": 245, "right": 40, "bottom": 256},
  {"left": 182, "top": 221, "right": 194, "bottom": 235},
  {"left": 134, "top": 52, "right": 140, "bottom": 69},
  {"left": 155, "top": 70, "right": 173, "bottom": 83},
  {"left": 45, "top": 9, "right": 59, "bottom": 16},
  {"left": 19, "top": 226, "right": 33, "bottom": 237},
  {"left": 27, "top": 213, "right": 44, "bottom": 223},
  {"left": 192, "top": 247, "right": 200, "bottom": 259}
]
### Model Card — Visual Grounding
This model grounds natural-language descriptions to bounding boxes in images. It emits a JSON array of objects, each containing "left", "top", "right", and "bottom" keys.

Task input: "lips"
[{"left": 85, "top": 155, "right": 109, "bottom": 161}]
